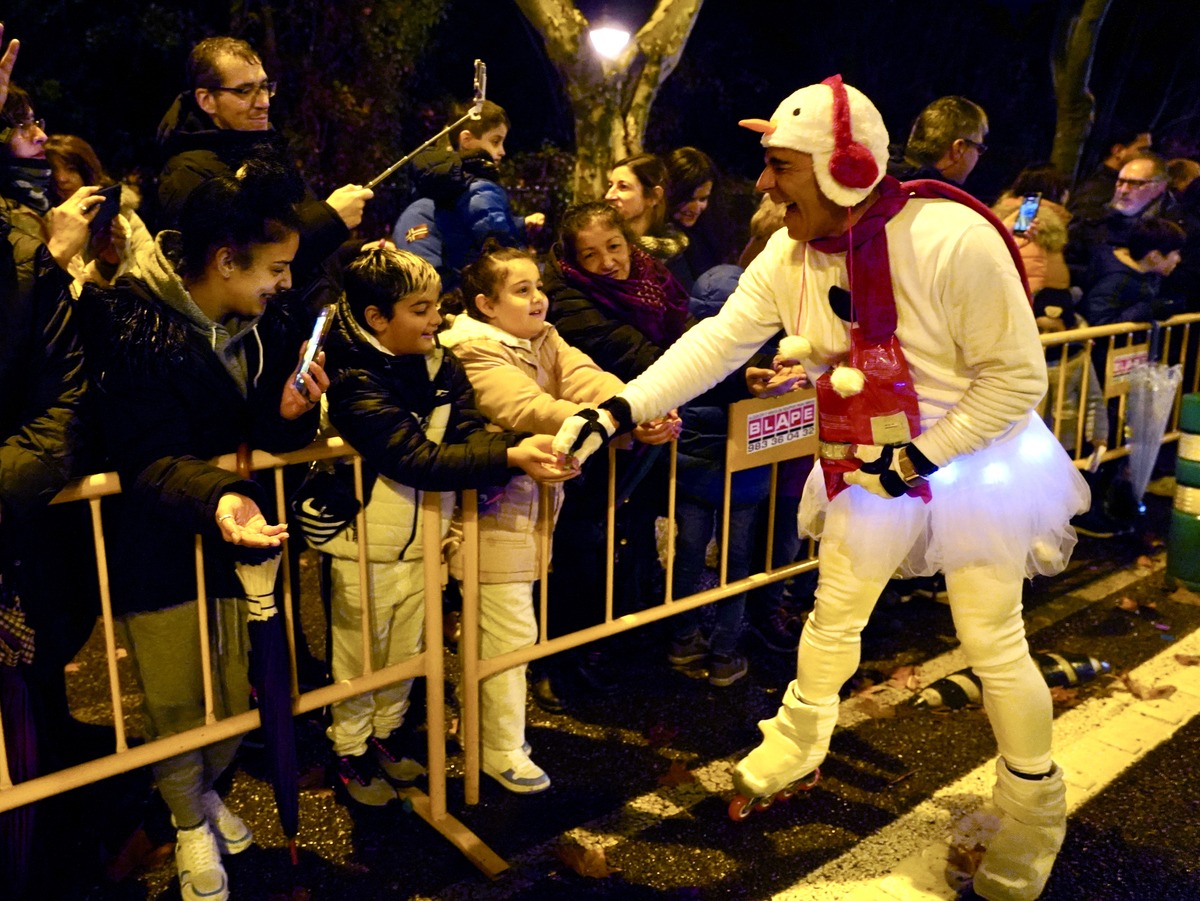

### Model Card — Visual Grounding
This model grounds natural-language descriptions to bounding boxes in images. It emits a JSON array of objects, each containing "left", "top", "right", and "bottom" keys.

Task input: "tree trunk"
[
  {"left": 1050, "top": 0, "right": 1113, "bottom": 185},
  {"left": 514, "top": 0, "right": 704, "bottom": 202}
]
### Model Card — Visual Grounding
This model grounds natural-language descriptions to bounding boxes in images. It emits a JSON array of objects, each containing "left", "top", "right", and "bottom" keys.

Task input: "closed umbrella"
[
  {"left": 234, "top": 548, "right": 301, "bottom": 867},
  {"left": 1125, "top": 360, "right": 1182, "bottom": 506}
]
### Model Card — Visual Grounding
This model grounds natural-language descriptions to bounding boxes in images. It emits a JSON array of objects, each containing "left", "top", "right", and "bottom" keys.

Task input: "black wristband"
[
  {"left": 905, "top": 443, "right": 938, "bottom": 477},
  {"left": 878, "top": 470, "right": 909, "bottom": 497},
  {"left": 598, "top": 396, "right": 635, "bottom": 435}
]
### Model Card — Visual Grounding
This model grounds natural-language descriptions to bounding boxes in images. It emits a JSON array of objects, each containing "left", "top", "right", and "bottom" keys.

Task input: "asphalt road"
[{"left": 38, "top": 487, "right": 1200, "bottom": 900}]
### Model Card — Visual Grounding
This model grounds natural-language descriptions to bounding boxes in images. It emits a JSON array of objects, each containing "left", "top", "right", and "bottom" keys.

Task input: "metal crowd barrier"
[{"left": 1, "top": 313, "right": 1195, "bottom": 874}]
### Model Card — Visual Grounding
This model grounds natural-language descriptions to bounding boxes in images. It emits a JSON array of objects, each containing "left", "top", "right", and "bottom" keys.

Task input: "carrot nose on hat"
[{"left": 738, "top": 118, "right": 776, "bottom": 136}]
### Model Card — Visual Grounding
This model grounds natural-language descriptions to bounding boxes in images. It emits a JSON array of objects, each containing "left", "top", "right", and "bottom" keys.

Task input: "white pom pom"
[
  {"left": 830, "top": 365, "right": 865, "bottom": 398},
  {"left": 1032, "top": 538, "right": 1064, "bottom": 570},
  {"left": 778, "top": 335, "right": 812, "bottom": 362}
]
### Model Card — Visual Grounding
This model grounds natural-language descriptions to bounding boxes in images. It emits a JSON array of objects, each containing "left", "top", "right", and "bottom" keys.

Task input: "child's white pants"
[
  {"left": 474, "top": 581, "right": 538, "bottom": 753},
  {"left": 327, "top": 556, "right": 425, "bottom": 757}
]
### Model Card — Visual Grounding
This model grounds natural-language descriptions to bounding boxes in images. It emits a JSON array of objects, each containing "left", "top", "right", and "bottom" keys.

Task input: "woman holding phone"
[
  {"left": 45, "top": 133, "right": 153, "bottom": 285},
  {"left": 78, "top": 160, "right": 325, "bottom": 901},
  {"left": 0, "top": 85, "right": 129, "bottom": 287}
]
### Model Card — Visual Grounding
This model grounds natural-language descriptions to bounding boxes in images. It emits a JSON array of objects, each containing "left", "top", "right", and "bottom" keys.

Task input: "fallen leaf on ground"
[
  {"left": 1175, "top": 654, "right": 1200, "bottom": 666},
  {"left": 1116, "top": 597, "right": 1139, "bottom": 612},
  {"left": 1120, "top": 673, "right": 1177, "bottom": 700},
  {"left": 657, "top": 759, "right": 697, "bottom": 786},
  {"left": 555, "top": 839, "right": 620, "bottom": 878},
  {"left": 646, "top": 723, "right": 679, "bottom": 748},
  {"left": 852, "top": 682, "right": 888, "bottom": 698},
  {"left": 946, "top": 842, "right": 987, "bottom": 883},
  {"left": 888, "top": 665, "right": 921, "bottom": 692},
  {"left": 1169, "top": 585, "right": 1200, "bottom": 606},
  {"left": 1049, "top": 686, "right": 1082, "bottom": 708},
  {"left": 853, "top": 697, "right": 896, "bottom": 719},
  {"left": 1136, "top": 555, "right": 1155, "bottom": 569}
]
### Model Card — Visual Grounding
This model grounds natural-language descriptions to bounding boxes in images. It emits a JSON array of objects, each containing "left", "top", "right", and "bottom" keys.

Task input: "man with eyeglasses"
[
  {"left": 1067, "top": 153, "right": 1183, "bottom": 287},
  {"left": 887, "top": 95, "right": 989, "bottom": 189},
  {"left": 157, "top": 36, "right": 373, "bottom": 300}
]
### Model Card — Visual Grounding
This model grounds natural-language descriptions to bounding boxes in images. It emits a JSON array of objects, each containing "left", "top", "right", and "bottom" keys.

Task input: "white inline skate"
[{"left": 728, "top": 684, "right": 838, "bottom": 821}]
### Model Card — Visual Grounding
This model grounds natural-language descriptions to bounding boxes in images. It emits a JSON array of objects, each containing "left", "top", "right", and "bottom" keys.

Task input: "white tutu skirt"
[{"left": 798, "top": 413, "right": 1090, "bottom": 581}]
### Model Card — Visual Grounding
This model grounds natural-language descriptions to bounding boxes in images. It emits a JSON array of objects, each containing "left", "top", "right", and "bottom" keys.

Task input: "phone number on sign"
[{"left": 746, "top": 399, "right": 816, "bottom": 454}]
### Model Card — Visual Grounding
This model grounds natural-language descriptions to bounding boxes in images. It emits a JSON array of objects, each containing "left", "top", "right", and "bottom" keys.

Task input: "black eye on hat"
[{"left": 793, "top": 107, "right": 801, "bottom": 116}]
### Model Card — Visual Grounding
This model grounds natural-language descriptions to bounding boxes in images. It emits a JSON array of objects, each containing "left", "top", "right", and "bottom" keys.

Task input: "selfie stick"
[{"left": 365, "top": 59, "right": 487, "bottom": 191}]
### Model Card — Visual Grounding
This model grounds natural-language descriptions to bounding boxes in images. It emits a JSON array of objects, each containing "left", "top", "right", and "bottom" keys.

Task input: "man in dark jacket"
[
  {"left": 157, "top": 36, "right": 373, "bottom": 303},
  {"left": 886, "top": 95, "right": 989, "bottom": 189}
]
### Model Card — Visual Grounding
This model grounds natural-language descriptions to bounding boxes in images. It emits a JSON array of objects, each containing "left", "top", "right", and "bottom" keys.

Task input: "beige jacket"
[{"left": 441, "top": 314, "right": 625, "bottom": 582}]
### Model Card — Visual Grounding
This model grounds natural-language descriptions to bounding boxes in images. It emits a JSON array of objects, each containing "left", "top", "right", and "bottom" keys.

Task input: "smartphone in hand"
[
  {"left": 293, "top": 305, "right": 335, "bottom": 393},
  {"left": 1012, "top": 192, "right": 1042, "bottom": 236},
  {"left": 88, "top": 185, "right": 122, "bottom": 234}
]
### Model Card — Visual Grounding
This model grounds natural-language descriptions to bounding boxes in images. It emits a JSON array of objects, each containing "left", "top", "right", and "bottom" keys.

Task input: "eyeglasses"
[
  {"left": 1115, "top": 177, "right": 1163, "bottom": 189},
  {"left": 962, "top": 137, "right": 988, "bottom": 156},
  {"left": 209, "top": 80, "right": 277, "bottom": 101}
]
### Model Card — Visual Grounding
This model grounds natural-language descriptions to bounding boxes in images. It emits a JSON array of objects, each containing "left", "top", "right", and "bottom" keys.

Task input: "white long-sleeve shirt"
[{"left": 620, "top": 197, "right": 1047, "bottom": 469}]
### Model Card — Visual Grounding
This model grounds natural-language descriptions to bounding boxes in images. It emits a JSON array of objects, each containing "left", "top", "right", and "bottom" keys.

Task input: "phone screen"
[
  {"left": 293, "top": 305, "right": 334, "bottom": 391},
  {"left": 1013, "top": 193, "right": 1042, "bottom": 235}
]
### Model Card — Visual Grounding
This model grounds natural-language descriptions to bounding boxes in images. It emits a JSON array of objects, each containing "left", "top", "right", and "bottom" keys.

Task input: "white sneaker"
[
  {"left": 201, "top": 790, "right": 252, "bottom": 855},
  {"left": 482, "top": 746, "right": 551, "bottom": 794},
  {"left": 175, "top": 820, "right": 228, "bottom": 901}
]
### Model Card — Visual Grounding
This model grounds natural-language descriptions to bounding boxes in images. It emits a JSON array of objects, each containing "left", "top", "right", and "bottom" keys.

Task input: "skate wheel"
[
  {"left": 754, "top": 795, "right": 774, "bottom": 812},
  {"left": 728, "top": 794, "right": 756, "bottom": 821}
]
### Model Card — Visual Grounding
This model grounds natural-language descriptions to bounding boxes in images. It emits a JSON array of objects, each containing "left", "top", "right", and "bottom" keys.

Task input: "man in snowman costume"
[{"left": 554, "top": 75, "right": 1088, "bottom": 900}]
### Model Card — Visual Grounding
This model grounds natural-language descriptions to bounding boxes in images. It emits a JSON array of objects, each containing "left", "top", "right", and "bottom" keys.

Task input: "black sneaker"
[
  {"left": 336, "top": 752, "right": 398, "bottom": 807},
  {"left": 1072, "top": 509, "right": 1124, "bottom": 539},
  {"left": 708, "top": 653, "right": 749, "bottom": 687},
  {"left": 370, "top": 731, "right": 426, "bottom": 784},
  {"left": 749, "top": 606, "right": 803, "bottom": 653}
]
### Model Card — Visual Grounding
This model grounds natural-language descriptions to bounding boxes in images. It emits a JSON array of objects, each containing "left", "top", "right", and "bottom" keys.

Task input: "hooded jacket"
[
  {"left": 391, "top": 149, "right": 528, "bottom": 289},
  {"left": 77, "top": 233, "right": 319, "bottom": 614}
]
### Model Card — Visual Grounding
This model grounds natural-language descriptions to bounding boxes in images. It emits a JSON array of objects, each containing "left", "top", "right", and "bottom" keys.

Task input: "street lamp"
[{"left": 589, "top": 23, "right": 631, "bottom": 59}]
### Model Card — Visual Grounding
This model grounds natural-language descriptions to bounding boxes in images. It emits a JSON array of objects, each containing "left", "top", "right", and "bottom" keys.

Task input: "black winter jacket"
[
  {"left": 156, "top": 93, "right": 349, "bottom": 300},
  {"left": 0, "top": 218, "right": 83, "bottom": 529},
  {"left": 77, "top": 277, "right": 319, "bottom": 614},
  {"left": 324, "top": 305, "right": 527, "bottom": 496}
]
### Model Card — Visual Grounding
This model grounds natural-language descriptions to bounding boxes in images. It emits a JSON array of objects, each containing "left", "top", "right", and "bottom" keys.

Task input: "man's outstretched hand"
[{"left": 552, "top": 407, "right": 618, "bottom": 469}]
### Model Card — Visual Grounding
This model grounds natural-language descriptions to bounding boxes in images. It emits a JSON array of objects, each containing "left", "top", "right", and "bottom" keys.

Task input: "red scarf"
[{"left": 810, "top": 176, "right": 1031, "bottom": 343}]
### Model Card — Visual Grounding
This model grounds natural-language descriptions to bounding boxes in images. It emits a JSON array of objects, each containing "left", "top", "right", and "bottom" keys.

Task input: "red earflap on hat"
[{"left": 822, "top": 75, "right": 878, "bottom": 189}]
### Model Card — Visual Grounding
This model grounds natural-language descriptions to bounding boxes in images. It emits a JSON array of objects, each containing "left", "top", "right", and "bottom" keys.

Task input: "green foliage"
[
  {"left": 239, "top": 0, "right": 448, "bottom": 197},
  {"left": 505, "top": 142, "right": 577, "bottom": 240}
]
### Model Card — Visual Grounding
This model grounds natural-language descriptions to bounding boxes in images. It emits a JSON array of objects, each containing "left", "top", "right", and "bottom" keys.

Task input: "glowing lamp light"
[{"left": 589, "top": 25, "right": 631, "bottom": 59}]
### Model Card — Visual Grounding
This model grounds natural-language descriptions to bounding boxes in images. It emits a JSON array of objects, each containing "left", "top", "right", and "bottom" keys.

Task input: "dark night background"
[{"left": 5, "top": 0, "right": 1200, "bottom": 229}]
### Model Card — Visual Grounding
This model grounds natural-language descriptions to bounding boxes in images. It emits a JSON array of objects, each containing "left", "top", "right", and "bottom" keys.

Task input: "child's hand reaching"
[
  {"left": 633, "top": 410, "right": 681, "bottom": 445},
  {"left": 509, "top": 434, "right": 579, "bottom": 483}
]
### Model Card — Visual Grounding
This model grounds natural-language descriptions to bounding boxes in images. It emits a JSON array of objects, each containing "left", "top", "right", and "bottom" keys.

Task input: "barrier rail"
[{"left": 2, "top": 314, "right": 1195, "bottom": 876}]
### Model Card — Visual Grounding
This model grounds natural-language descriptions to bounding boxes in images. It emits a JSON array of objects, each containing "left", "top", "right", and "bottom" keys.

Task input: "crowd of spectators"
[{"left": 3, "top": 25, "right": 1199, "bottom": 901}]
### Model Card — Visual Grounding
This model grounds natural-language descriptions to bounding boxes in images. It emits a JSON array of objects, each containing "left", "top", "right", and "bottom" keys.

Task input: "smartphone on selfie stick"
[
  {"left": 293, "top": 305, "right": 335, "bottom": 394},
  {"left": 1012, "top": 192, "right": 1042, "bottom": 236}
]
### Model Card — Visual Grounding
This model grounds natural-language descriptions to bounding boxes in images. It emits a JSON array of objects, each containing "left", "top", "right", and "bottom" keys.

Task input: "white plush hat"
[{"left": 740, "top": 75, "right": 889, "bottom": 207}]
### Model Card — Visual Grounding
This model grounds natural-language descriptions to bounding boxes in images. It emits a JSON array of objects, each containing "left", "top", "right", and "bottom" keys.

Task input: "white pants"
[
  {"left": 797, "top": 534, "right": 1053, "bottom": 774},
  {"left": 327, "top": 557, "right": 425, "bottom": 757},
  {"left": 473, "top": 581, "right": 538, "bottom": 753}
]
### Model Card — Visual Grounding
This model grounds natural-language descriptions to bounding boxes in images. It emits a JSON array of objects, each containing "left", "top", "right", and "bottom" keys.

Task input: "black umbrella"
[{"left": 234, "top": 548, "right": 301, "bottom": 866}]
